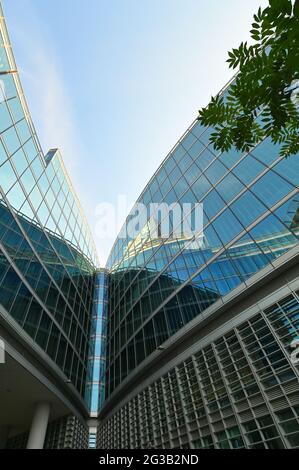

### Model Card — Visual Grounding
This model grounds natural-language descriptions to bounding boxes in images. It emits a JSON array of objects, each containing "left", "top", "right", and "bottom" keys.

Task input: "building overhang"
[{"left": 0, "top": 304, "right": 90, "bottom": 437}]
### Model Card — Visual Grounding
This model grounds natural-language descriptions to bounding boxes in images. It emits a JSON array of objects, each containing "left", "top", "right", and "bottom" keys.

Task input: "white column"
[
  {"left": 0, "top": 426, "right": 9, "bottom": 449},
  {"left": 26, "top": 402, "right": 51, "bottom": 449}
]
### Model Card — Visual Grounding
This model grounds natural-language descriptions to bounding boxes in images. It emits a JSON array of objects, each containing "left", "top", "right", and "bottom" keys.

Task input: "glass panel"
[
  {"left": 231, "top": 191, "right": 267, "bottom": 226},
  {"left": 252, "top": 171, "right": 293, "bottom": 207},
  {"left": 212, "top": 209, "right": 243, "bottom": 245}
]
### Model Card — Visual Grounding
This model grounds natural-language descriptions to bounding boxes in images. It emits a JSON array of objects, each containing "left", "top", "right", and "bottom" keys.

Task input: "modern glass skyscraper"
[
  {"left": 96, "top": 82, "right": 299, "bottom": 448},
  {"left": 0, "top": 4, "right": 98, "bottom": 449},
  {"left": 1, "top": 2, "right": 299, "bottom": 451}
]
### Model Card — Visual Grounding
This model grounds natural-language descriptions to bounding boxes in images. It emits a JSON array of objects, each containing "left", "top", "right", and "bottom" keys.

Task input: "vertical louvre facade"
[
  {"left": 7, "top": 415, "right": 89, "bottom": 449},
  {"left": 98, "top": 289, "right": 299, "bottom": 449}
]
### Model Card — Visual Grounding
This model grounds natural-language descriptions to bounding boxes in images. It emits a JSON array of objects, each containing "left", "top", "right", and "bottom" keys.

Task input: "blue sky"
[{"left": 3, "top": 0, "right": 268, "bottom": 265}]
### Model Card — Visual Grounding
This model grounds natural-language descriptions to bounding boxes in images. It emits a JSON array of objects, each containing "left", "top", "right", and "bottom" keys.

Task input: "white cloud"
[
  {"left": 8, "top": 9, "right": 82, "bottom": 177},
  {"left": 23, "top": 50, "right": 80, "bottom": 172}
]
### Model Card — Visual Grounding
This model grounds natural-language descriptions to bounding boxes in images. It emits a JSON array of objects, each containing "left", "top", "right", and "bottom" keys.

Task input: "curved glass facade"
[
  {"left": 1, "top": 2, "right": 299, "bottom": 449},
  {"left": 105, "top": 84, "right": 299, "bottom": 398},
  {"left": 0, "top": 9, "right": 98, "bottom": 399}
]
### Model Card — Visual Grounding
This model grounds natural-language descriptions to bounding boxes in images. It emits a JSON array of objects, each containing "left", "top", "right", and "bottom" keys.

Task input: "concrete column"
[
  {"left": 26, "top": 402, "right": 51, "bottom": 449},
  {"left": 0, "top": 426, "right": 9, "bottom": 449}
]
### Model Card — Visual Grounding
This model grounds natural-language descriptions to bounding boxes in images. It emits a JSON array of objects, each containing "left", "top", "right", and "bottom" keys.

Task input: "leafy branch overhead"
[{"left": 198, "top": 0, "right": 299, "bottom": 158}]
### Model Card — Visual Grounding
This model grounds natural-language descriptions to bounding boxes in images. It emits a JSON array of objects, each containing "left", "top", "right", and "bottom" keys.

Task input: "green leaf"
[
  {"left": 198, "top": 0, "right": 299, "bottom": 159},
  {"left": 269, "top": 0, "right": 292, "bottom": 16},
  {"left": 251, "top": 33, "right": 261, "bottom": 41},
  {"left": 250, "top": 29, "right": 260, "bottom": 36}
]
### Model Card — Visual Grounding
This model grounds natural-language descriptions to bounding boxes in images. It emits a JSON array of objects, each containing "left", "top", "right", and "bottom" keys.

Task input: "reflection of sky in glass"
[
  {"left": 0, "top": 11, "right": 99, "bottom": 400},
  {"left": 105, "top": 76, "right": 299, "bottom": 395}
]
